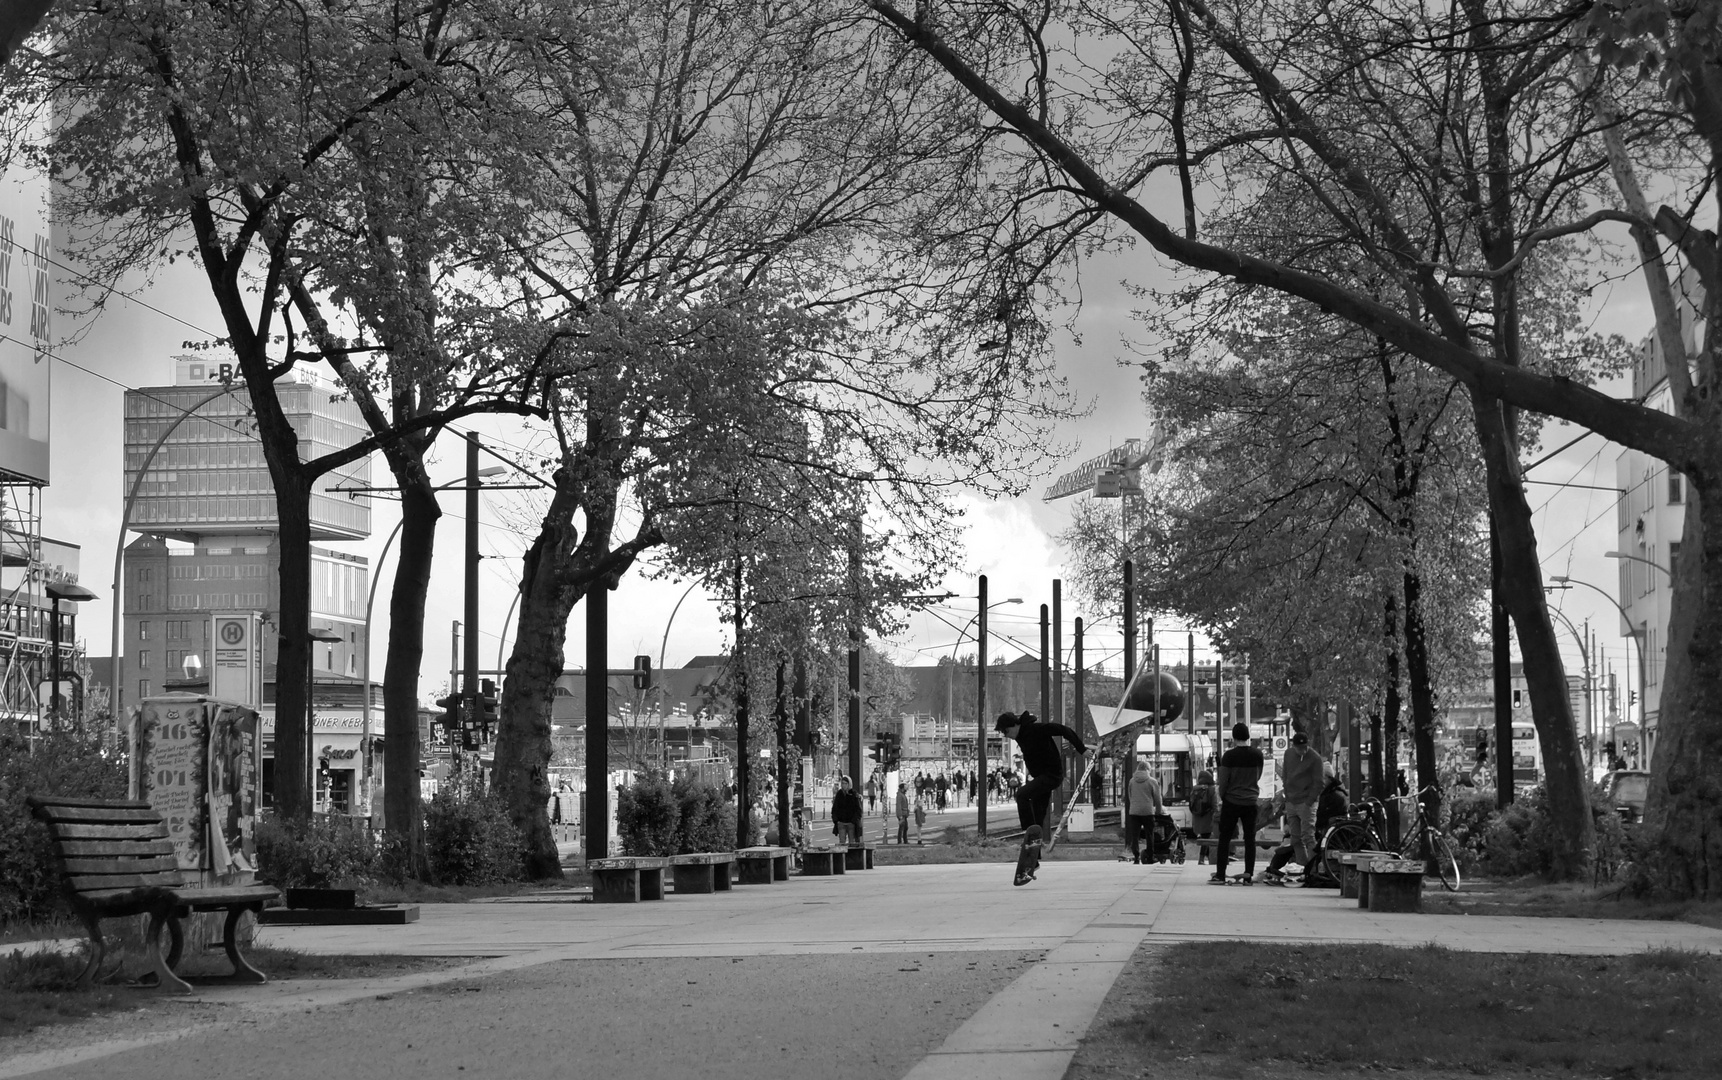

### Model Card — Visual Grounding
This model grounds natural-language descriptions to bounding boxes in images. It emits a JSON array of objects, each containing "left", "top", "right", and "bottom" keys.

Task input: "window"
[
  {"left": 137, "top": 649, "right": 151, "bottom": 670},
  {"left": 1669, "top": 471, "right": 1684, "bottom": 505},
  {"left": 1647, "top": 545, "right": 1657, "bottom": 593},
  {"left": 139, "top": 680, "right": 151, "bottom": 698},
  {"left": 1648, "top": 626, "right": 1658, "bottom": 686},
  {"left": 138, "top": 621, "right": 151, "bottom": 641}
]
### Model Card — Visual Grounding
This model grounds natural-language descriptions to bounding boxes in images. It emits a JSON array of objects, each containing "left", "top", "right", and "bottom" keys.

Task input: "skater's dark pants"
[
  {"left": 1015, "top": 774, "right": 1060, "bottom": 831},
  {"left": 1213, "top": 800, "right": 1260, "bottom": 877}
]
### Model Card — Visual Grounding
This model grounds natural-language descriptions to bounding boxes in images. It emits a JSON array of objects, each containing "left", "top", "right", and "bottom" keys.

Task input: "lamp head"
[{"left": 182, "top": 654, "right": 203, "bottom": 680}]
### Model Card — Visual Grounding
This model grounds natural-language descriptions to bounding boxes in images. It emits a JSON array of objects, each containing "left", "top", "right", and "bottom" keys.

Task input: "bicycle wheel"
[
  {"left": 1429, "top": 831, "right": 1462, "bottom": 891},
  {"left": 1321, "top": 822, "right": 1381, "bottom": 881}
]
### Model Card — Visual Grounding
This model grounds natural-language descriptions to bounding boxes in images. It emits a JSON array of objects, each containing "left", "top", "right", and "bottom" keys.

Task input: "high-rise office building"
[{"left": 121, "top": 358, "right": 374, "bottom": 810}]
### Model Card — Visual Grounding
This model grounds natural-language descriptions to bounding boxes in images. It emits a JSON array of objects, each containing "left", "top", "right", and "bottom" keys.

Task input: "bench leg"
[
  {"left": 75, "top": 910, "right": 105, "bottom": 987},
  {"left": 222, "top": 906, "right": 267, "bottom": 983},
  {"left": 142, "top": 909, "right": 193, "bottom": 994}
]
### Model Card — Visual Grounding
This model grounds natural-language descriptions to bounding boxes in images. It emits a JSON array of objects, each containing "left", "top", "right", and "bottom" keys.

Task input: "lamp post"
[
  {"left": 46, "top": 582, "right": 99, "bottom": 730},
  {"left": 307, "top": 626, "right": 343, "bottom": 812},
  {"left": 1549, "top": 575, "right": 1645, "bottom": 740}
]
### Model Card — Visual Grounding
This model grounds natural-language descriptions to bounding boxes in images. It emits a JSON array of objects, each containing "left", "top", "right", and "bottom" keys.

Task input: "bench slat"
[
  {"left": 26, "top": 796, "right": 152, "bottom": 812},
  {"left": 58, "top": 839, "right": 178, "bottom": 858},
  {"left": 62, "top": 855, "right": 182, "bottom": 875},
  {"left": 45, "top": 822, "right": 172, "bottom": 841},
  {"left": 174, "top": 885, "right": 280, "bottom": 909},
  {"left": 37, "top": 805, "right": 163, "bottom": 824},
  {"left": 68, "top": 871, "right": 185, "bottom": 893}
]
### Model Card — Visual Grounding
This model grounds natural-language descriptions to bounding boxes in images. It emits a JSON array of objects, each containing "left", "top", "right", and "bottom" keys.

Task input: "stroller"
[{"left": 1147, "top": 813, "right": 1186, "bottom": 864}]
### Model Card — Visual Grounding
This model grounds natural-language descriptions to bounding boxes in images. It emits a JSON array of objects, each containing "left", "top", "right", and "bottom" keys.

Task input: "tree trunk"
[
  {"left": 775, "top": 659, "right": 790, "bottom": 845},
  {"left": 1376, "top": 592, "right": 1397, "bottom": 801},
  {"left": 271, "top": 478, "right": 315, "bottom": 822},
  {"left": 492, "top": 482, "right": 583, "bottom": 881},
  {"left": 382, "top": 479, "right": 438, "bottom": 877},
  {"left": 1401, "top": 568, "right": 1440, "bottom": 842},
  {"left": 1473, "top": 397, "right": 1595, "bottom": 878},
  {"left": 1648, "top": 474, "right": 1721, "bottom": 898}
]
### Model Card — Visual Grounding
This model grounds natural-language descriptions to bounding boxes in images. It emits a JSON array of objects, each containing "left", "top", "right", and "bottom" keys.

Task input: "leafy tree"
[
  {"left": 486, "top": 0, "right": 1080, "bottom": 876},
  {"left": 864, "top": 0, "right": 1709, "bottom": 882}
]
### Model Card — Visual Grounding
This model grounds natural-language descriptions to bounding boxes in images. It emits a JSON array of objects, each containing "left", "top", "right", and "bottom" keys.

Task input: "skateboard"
[
  {"left": 1207, "top": 872, "right": 1254, "bottom": 885},
  {"left": 1014, "top": 825, "right": 1043, "bottom": 886},
  {"left": 1263, "top": 873, "right": 1304, "bottom": 887}
]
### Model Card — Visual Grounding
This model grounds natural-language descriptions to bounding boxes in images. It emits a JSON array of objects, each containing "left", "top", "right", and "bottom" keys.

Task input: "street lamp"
[
  {"left": 947, "top": 598, "right": 1022, "bottom": 765},
  {"left": 45, "top": 581, "right": 99, "bottom": 730},
  {"left": 1549, "top": 575, "right": 1645, "bottom": 739},
  {"left": 1604, "top": 550, "right": 1672, "bottom": 578},
  {"left": 1543, "top": 606, "right": 1593, "bottom": 770},
  {"left": 307, "top": 625, "right": 344, "bottom": 812}
]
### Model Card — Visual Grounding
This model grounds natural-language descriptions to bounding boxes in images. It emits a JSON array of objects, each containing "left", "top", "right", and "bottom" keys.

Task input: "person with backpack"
[{"left": 1189, "top": 769, "right": 1217, "bottom": 865}]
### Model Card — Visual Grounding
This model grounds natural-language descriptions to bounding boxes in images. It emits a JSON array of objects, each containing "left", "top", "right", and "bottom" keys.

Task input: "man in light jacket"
[{"left": 1260, "top": 730, "right": 1326, "bottom": 883}]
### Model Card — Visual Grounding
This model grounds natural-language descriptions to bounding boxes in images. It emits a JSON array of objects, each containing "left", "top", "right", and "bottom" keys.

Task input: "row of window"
[{"left": 137, "top": 619, "right": 205, "bottom": 642}]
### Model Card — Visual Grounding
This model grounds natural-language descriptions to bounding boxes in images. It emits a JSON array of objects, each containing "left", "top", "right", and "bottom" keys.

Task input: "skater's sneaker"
[
  {"left": 1258, "top": 870, "right": 1282, "bottom": 884},
  {"left": 1235, "top": 874, "right": 1254, "bottom": 885},
  {"left": 1207, "top": 872, "right": 1228, "bottom": 885}
]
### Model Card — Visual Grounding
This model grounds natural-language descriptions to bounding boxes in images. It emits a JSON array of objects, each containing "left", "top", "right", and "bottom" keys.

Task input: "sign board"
[
  {"left": 1089, "top": 702, "right": 1155, "bottom": 738},
  {"left": 209, "top": 611, "right": 258, "bottom": 706},
  {"left": 0, "top": 145, "right": 53, "bottom": 484}
]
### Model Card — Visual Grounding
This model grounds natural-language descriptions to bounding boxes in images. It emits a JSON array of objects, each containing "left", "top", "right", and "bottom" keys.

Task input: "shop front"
[{"left": 259, "top": 710, "right": 380, "bottom": 817}]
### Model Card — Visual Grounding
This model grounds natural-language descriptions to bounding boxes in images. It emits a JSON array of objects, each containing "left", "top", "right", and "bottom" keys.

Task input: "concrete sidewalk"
[{"left": 5, "top": 860, "right": 1719, "bottom": 1080}]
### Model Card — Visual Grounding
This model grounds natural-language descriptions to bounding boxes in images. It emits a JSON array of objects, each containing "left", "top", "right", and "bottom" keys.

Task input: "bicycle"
[
  {"left": 1320, "top": 797, "right": 1386, "bottom": 881},
  {"left": 1399, "top": 784, "right": 1462, "bottom": 892}
]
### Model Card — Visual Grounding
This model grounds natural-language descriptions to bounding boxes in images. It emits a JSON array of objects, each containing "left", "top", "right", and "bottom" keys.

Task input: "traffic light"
[
  {"left": 477, "top": 678, "right": 500, "bottom": 741},
  {"left": 881, "top": 731, "right": 900, "bottom": 769},
  {"left": 435, "top": 693, "right": 462, "bottom": 745},
  {"left": 1475, "top": 732, "right": 1489, "bottom": 766},
  {"left": 633, "top": 654, "right": 654, "bottom": 690},
  {"left": 867, "top": 739, "right": 883, "bottom": 765}
]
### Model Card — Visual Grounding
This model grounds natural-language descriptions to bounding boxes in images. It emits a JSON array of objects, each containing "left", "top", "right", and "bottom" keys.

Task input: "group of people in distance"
[{"left": 1203, "top": 720, "right": 1345, "bottom": 885}]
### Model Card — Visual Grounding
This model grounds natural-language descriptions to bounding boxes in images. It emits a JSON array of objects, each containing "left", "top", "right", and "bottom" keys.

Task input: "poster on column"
[
  {"left": 136, "top": 696, "right": 209, "bottom": 875},
  {"left": 206, "top": 704, "right": 260, "bottom": 882}
]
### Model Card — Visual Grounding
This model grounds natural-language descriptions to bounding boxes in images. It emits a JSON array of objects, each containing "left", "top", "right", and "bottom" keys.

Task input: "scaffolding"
[{"left": 0, "top": 477, "right": 81, "bottom": 736}]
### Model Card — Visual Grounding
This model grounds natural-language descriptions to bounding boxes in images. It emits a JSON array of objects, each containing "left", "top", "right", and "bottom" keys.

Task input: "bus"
[{"left": 1131, "top": 731, "right": 1216, "bottom": 832}]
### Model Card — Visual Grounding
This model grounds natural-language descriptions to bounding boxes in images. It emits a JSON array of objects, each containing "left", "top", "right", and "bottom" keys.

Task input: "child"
[
  {"left": 1189, "top": 769, "right": 1217, "bottom": 865},
  {"left": 914, "top": 797, "right": 927, "bottom": 844}
]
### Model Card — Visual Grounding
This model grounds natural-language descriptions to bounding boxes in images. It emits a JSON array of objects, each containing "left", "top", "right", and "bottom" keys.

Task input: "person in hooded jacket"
[
  {"left": 1189, "top": 768, "right": 1218, "bottom": 865},
  {"left": 994, "top": 710, "right": 1089, "bottom": 834}
]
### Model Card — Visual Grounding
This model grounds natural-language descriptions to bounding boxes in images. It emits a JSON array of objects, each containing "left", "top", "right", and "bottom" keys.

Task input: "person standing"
[
  {"left": 914, "top": 796, "right": 928, "bottom": 844},
  {"left": 865, "top": 775, "right": 878, "bottom": 814},
  {"left": 1189, "top": 769, "right": 1218, "bottom": 865},
  {"left": 936, "top": 772, "right": 949, "bottom": 811},
  {"left": 1260, "top": 731, "right": 1325, "bottom": 883},
  {"left": 1123, "top": 757, "right": 1164, "bottom": 864},
  {"left": 831, "top": 775, "right": 863, "bottom": 846},
  {"left": 895, "top": 783, "right": 910, "bottom": 845},
  {"left": 1210, "top": 722, "right": 1265, "bottom": 885}
]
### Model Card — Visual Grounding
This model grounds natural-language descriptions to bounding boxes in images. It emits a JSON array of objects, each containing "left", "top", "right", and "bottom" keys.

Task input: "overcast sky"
[{"left": 46, "top": 220, "right": 1650, "bottom": 717}]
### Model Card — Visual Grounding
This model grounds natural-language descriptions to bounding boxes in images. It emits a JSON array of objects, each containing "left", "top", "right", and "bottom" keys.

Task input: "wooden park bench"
[
  {"left": 1357, "top": 855, "right": 1425, "bottom": 913},
  {"left": 27, "top": 795, "right": 279, "bottom": 994},
  {"left": 668, "top": 852, "right": 735, "bottom": 894},
  {"left": 799, "top": 846, "right": 848, "bottom": 876},
  {"left": 842, "top": 841, "right": 877, "bottom": 871},
  {"left": 734, "top": 846, "right": 792, "bottom": 884},
  {"left": 589, "top": 857, "right": 670, "bottom": 902},
  {"left": 1333, "top": 850, "right": 1394, "bottom": 902}
]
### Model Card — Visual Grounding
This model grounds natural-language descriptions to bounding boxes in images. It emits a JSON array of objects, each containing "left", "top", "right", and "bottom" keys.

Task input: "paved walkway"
[{"left": 5, "top": 860, "right": 1719, "bottom": 1080}]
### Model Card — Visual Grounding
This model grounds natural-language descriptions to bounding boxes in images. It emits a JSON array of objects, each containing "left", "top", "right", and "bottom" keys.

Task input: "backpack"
[{"left": 1189, "top": 785, "right": 1214, "bottom": 818}]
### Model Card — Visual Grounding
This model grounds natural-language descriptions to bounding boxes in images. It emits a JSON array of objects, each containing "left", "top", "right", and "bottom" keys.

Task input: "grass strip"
[{"left": 1078, "top": 941, "right": 1718, "bottom": 1078}]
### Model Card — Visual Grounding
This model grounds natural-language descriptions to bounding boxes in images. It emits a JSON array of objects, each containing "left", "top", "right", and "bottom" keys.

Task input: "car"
[{"left": 1602, "top": 769, "right": 1650, "bottom": 824}]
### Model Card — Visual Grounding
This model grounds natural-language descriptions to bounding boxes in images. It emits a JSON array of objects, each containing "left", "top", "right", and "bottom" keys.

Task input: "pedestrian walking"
[
  {"left": 1123, "top": 757, "right": 1163, "bottom": 864},
  {"left": 914, "top": 797, "right": 927, "bottom": 844},
  {"left": 895, "top": 785, "right": 910, "bottom": 845},
  {"left": 865, "top": 776, "right": 878, "bottom": 814},
  {"left": 1189, "top": 769, "right": 1217, "bottom": 865},
  {"left": 1260, "top": 730, "right": 1325, "bottom": 883},
  {"left": 936, "top": 773, "right": 949, "bottom": 811},
  {"left": 1209, "top": 722, "right": 1265, "bottom": 885}
]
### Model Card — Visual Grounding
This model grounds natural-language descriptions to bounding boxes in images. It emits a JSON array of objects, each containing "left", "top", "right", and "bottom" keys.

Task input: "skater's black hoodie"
[{"left": 1010, "top": 713, "right": 1088, "bottom": 782}]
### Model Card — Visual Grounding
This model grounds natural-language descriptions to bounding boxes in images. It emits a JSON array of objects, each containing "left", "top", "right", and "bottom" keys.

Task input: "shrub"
[
  {"left": 1444, "top": 789, "right": 1498, "bottom": 873},
  {"left": 1, "top": 730, "right": 127, "bottom": 927},
  {"left": 1472, "top": 781, "right": 1634, "bottom": 881},
  {"left": 423, "top": 774, "right": 523, "bottom": 885},
  {"left": 254, "top": 814, "right": 378, "bottom": 888},
  {"left": 616, "top": 773, "right": 736, "bottom": 855},
  {"left": 616, "top": 773, "right": 678, "bottom": 856}
]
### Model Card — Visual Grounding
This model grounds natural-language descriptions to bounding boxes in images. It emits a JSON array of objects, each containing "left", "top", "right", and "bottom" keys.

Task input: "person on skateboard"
[
  {"left": 995, "top": 710, "right": 1088, "bottom": 885},
  {"left": 1210, "top": 722, "right": 1265, "bottom": 884}
]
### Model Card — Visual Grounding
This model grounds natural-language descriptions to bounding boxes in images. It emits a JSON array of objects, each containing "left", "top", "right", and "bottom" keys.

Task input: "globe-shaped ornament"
[{"left": 1122, "top": 670, "right": 1185, "bottom": 725}]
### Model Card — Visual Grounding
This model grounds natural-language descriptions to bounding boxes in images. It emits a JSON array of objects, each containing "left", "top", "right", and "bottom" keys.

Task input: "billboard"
[{"left": 0, "top": 155, "right": 50, "bottom": 484}]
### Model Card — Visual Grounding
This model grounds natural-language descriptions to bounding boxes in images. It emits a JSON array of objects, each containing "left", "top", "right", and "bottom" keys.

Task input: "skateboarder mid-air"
[{"left": 995, "top": 711, "right": 1088, "bottom": 885}]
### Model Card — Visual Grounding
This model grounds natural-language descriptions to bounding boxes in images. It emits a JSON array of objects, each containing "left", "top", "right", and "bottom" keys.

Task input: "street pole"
[
  {"left": 585, "top": 580, "right": 609, "bottom": 861},
  {"left": 1123, "top": 560, "right": 1135, "bottom": 689},
  {"left": 1074, "top": 617, "right": 1087, "bottom": 802},
  {"left": 463, "top": 434, "right": 481, "bottom": 749},
  {"left": 847, "top": 515, "right": 862, "bottom": 790},
  {"left": 977, "top": 574, "right": 989, "bottom": 837}
]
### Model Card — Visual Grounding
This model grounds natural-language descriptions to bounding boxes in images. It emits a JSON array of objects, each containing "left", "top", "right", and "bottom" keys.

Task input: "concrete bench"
[
  {"left": 1334, "top": 851, "right": 1394, "bottom": 902},
  {"left": 735, "top": 846, "right": 792, "bottom": 884},
  {"left": 589, "top": 857, "right": 670, "bottom": 903},
  {"left": 800, "top": 846, "right": 848, "bottom": 876},
  {"left": 668, "top": 853, "right": 735, "bottom": 894},
  {"left": 843, "top": 842, "right": 877, "bottom": 871},
  {"left": 1360, "top": 856, "right": 1425, "bottom": 913}
]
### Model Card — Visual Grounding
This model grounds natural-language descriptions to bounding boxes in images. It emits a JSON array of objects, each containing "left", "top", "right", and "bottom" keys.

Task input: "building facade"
[
  {"left": 121, "top": 358, "right": 373, "bottom": 810},
  {"left": 1612, "top": 272, "right": 1702, "bottom": 765}
]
